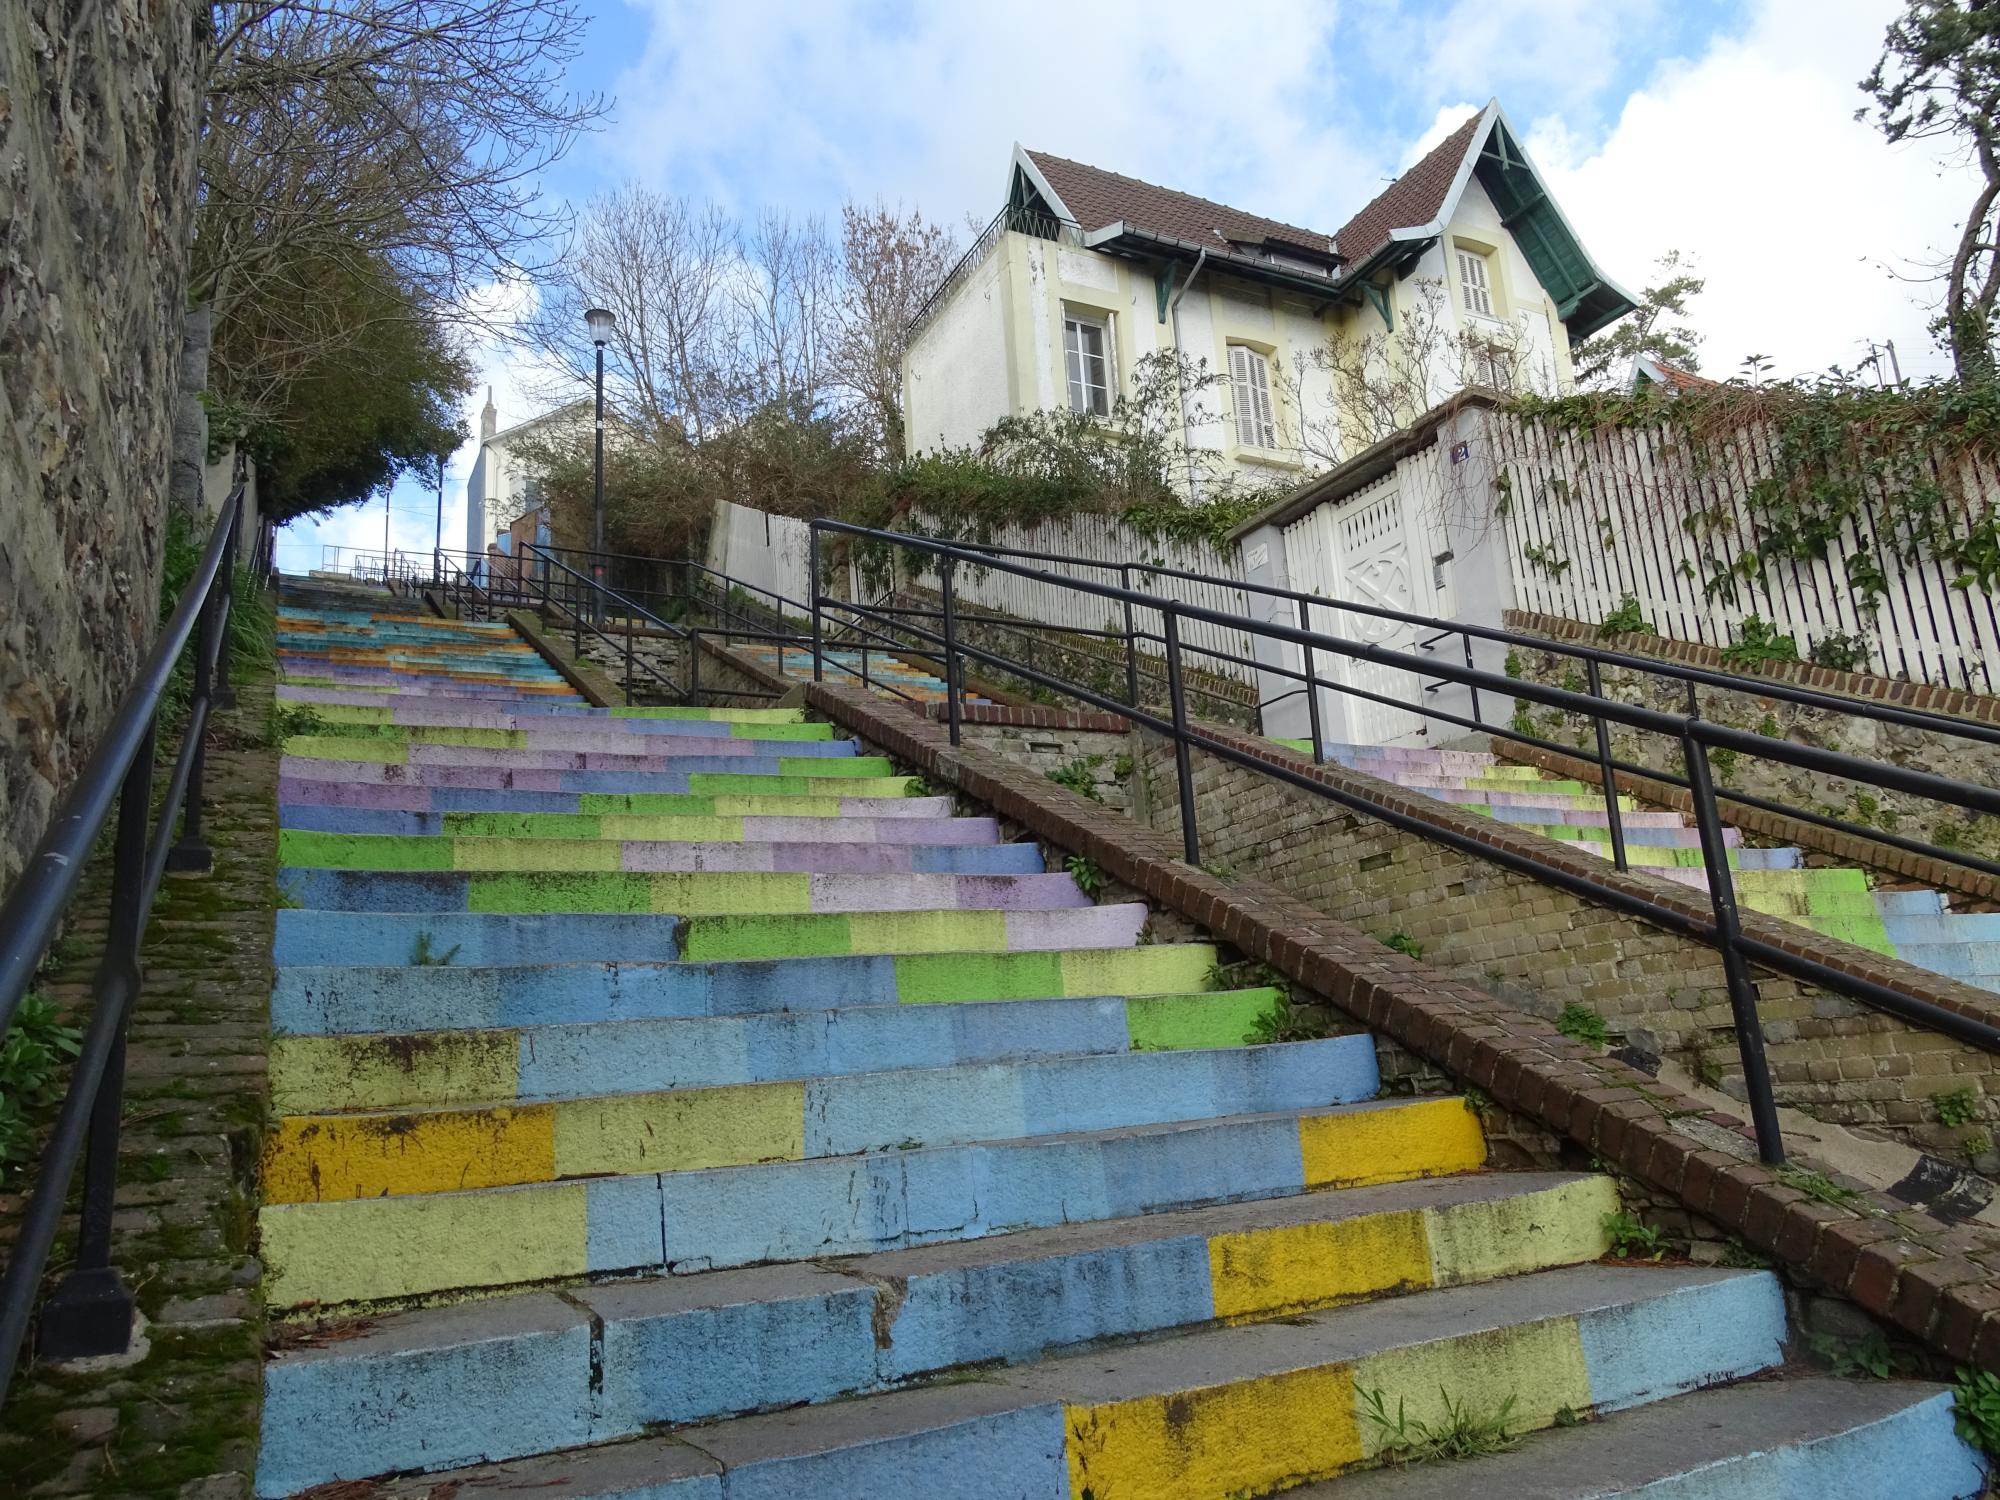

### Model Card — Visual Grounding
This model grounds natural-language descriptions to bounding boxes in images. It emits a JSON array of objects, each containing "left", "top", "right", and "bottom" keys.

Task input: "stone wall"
[
  {"left": 0, "top": 0, "right": 205, "bottom": 892},
  {"left": 1126, "top": 723, "right": 2000, "bottom": 1159},
  {"left": 1505, "top": 611, "right": 2000, "bottom": 900}
]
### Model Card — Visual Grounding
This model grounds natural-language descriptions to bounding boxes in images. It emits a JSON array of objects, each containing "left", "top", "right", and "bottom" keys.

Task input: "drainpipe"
[{"left": 1166, "top": 247, "right": 1209, "bottom": 502}]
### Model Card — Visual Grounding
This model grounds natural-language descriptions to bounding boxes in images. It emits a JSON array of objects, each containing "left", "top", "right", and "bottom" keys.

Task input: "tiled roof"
[
  {"left": 1330, "top": 109, "right": 1485, "bottom": 266},
  {"left": 1021, "top": 149, "right": 1338, "bottom": 260}
]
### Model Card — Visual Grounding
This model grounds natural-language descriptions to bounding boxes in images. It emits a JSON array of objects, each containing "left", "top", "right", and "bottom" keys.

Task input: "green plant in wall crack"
[
  {"left": 1245, "top": 998, "right": 1333, "bottom": 1046},
  {"left": 1933, "top": 1084, "right": 1981, "bottom": 1127},
  {"left": 1601, "top": 1210, "right": 1666, "bottom": 1262},
  {"left": 1954, "top": 1367, "right": 2000, "bottom": 1457},
  {"left": 1377, "top": 929, "right": 1425, "bottom": 960},
  {"left": 1555, "top": 1002, "right": 1609, "bottom": 1050},
  {"left": 1044, "top": 755, "right": 1106, "bottom": 803},
  {"left": 1808, "top": 1330, "right": 1896, "bottom": 1380},
  {"left": 1063, "top": 855, "right": 1105, "bottom": 898},
  {"left": 1356, "top": 1386, "right": 1521, "bottom": 1466}
]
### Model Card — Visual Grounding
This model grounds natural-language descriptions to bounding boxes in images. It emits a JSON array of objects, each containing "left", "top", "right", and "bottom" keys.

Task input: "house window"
[
  {"left": 1471, "top": 342, "right": 1513, "bottom": 392},
  {"left": 1228, "top": 344, "right": 1277, "bottom": 449},
  {"left": 1457, "top": 248, "right": 1494, "bottom": 317},
  {"left": 1064, "top": 313, "right": 1113, "bottom": 416}
]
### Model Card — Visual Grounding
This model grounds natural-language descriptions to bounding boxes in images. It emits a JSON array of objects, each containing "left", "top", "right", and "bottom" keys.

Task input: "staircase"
[
  {"left": 252, "top": 578, "right": 1984, "bottom": 1498},
  {"left": 1288, "top": 740, "right": 2000, "bottom": 992}
]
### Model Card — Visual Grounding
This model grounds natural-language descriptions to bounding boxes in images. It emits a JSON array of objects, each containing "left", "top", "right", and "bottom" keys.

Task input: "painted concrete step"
[
  {"left": 277, "top": 806, "right": 983, "bottom": 842},
  {"left": 276, "top": 830, "right": 1037, "bottom": 876},
  {"left": 268, "top": 988, "right": 1290, "bottom": 1111},
  {"left": 272, "top": 940, "right": 1206, "bottom": 1036},
  {"left": 1485, "top": 806, "right": 1689, "bottom": 829},
  {"left": 257, "top": 1095, "right": 1488, "bottom": 1310},
  {"left": 1889, "top": 913, "right": 2000, "bottom": 945},
  {"left": 1320, "top": 1376, "right": 1982, "bottom": 1499},
  {"left": 321, "top": 1263, "right": 1785, "bottom": 1500},
  {"left": 274, "top": 868, "right": 1094, "bottom": 915},
  {"left": 260, "top": 1036, "right": 1382, "bottom": 1203},
  {"left": 286, "top": 738, "right": 861, "bottom": 768},
  {"left": 279, "top": 760, "right": 920, "bottom": 797},
  {"left": 271, "top": 903, "right": 1156, "bottom": 973},
  {"left": 294, "top": 704, "right": 813, "bottom": 731},
  {"left": 256, "top": 1171, "right": 1617, "bottom": 1496},
  {"left": 289, "top": 720, "right": 843, "bottom": 748},
  {"left": 1878, "top": 888, "right": 1950, "bottom": 917},
  {"left": 278, "top": 786, "right": 959, "bottom": 819}
]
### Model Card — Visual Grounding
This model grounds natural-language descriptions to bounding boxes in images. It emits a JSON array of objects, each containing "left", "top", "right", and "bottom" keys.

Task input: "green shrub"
[
  {"left": 1598, "top": 595, "right": 1652, "bottom": 637},
  {"left": 1044, "top": 756, "right": 1106, "bottom": 803},
  {"left": 1063, "top": 855, "right": 1105, "bottom": 897},
  {"left": 1720, "top": 614, "right": 1799, "bottom": 667},
  {"left": 1356, "top": 1386, "right": 1521, "bottom": 1465},
  {"left": 1954, "top": 1367, "right": 2000, "bottom": 1455},
  {"left": 0, "top": 994, "right": 83, "bottom": 1184},
  {"left": 1379, "top": 930, "right": 1425, "bottom": 960},
  {"left": 1808, "top": 631, "right": 1869, "bottom": 672}
]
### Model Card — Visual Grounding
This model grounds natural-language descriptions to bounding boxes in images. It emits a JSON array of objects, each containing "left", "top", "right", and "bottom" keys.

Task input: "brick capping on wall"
[
  {"left": 921, "top": 702, "right": 1133, "bottom": 732},
  {"left": 1187, "top": 720, "right": 2000, "bottom": 1041},
  {"left": 804, "top": 676, "right": 2000, "bottom": 1370},
  {"left": 1508, "top": 608, "right": 2000, "bottom": 727}
]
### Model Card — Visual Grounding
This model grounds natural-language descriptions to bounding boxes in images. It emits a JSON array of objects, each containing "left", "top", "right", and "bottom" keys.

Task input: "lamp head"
[{"left": 585, "top": 307, "right": 616, "bottom": 345}]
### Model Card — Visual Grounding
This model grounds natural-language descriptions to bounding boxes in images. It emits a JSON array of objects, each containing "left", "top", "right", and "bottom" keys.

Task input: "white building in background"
[
  {"left": 903, "top": 100, "right": 1637, "bottom": 487},
  {"left": 461, "top": 392, "right": 589, "bottom": 561}
]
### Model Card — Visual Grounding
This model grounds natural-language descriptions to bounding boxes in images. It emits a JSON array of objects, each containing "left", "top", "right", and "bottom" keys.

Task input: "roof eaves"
[{"left": 1012, "top": 145, "right": 1073, "bottom": 221}]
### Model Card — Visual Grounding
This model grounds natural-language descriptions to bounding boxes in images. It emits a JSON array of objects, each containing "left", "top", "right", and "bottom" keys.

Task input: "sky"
[{"left": 279, "top": 0, "right": 1983, "bottom": 575}]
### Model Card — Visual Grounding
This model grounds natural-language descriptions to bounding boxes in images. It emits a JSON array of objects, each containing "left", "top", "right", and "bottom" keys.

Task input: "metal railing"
[
  {"left": 0, "top": 488, "right": 247, "bottom": 1402},
  {"left": 809, "top": 518, "right": 2000, "bottom": 1169},
  {"left": 907, "top": 206, "right": 1082, "bottom": 338}
]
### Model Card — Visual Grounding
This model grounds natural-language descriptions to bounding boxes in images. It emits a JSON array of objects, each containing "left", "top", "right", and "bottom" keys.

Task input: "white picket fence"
[
  {"left": 1492, "top": 411, "right": 2000, "bottom": 692},
  {"left": 704, "top": 498, "right": 815, "bottom": 613}
]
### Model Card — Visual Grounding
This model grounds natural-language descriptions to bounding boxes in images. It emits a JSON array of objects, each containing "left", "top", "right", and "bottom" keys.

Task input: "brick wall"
[{"left": 1126, "top": 724, "right": 2000, "bottom": 1159}]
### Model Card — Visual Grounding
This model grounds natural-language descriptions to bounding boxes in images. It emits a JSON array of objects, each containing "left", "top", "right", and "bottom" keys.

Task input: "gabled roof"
[
  {"left": 1017, "top": 149, "right": 1340, "bottom": 265},
  {"left": 1331, "top": 110, "right": 1487, "bottom": 267},
  {"left": 1631, "top": 354, "right": 1714, "bottom": 394},
  {"left": 1009, "top": 100, "right": 1639, "bottom": 340}
]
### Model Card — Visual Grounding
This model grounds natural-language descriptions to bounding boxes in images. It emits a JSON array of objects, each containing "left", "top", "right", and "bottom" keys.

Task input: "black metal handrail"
[
  {"left": 0, "top": 488, "right": 246, "bottom": 1402},
  {"left": 810, "top": 518, "right": 2000, "bottom": 1169}
]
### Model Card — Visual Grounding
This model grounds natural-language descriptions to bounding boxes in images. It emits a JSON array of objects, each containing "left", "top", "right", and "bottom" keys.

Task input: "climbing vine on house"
[{"left": 1506, "top": 379, "right": 2000, "bottom": 613}]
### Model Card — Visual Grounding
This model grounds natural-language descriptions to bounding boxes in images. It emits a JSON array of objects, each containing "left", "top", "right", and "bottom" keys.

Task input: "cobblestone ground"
[{"left": 0, "top": 666, "right": 276, "bottom": 1497}]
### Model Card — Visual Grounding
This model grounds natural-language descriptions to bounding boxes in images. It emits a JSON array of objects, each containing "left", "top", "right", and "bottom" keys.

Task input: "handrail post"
[
  {"left": 624, "top": 607, "right": 636, "bottom": 701},
  {"left": 1297, "top": 597, "right": 1324, "bottom": 765},
  {"left": 213, "top": 498, "right": 239, "bottom": 711},
  {"left": 37, "top": 722, "right": 154, "bottom": 1359},
  {"left": 1586, "top": 659, "right": 1629, "bottom": 872},
  {"left": 688, "top": 630, "right": 700, "bottom": 703},
  {"left": 1120, "top": 564, "right": 1139, "bottom": 708},
  {"left": 1683, "top": 730, "right": 1784, "bottom": 1165},
  {"left": 808, "top": 524, "right": 825, "bottom": 684},
  {"left": 941, "top": 555, "right": 962, "bottom": 746},
  {"left": 165, "top": 570, "right": 221, "bottom": 874},
  {"left": 1462, "top": 633, "right": 1480, "bottom": 726},
  {"left": 1164, "top": 609, "right": 1200, "bottom": 865}
]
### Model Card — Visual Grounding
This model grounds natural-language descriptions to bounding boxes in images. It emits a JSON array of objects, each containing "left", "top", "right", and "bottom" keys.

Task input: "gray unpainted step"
[{"left": 1314, "top": 1375, "right": 1984, "bottom": 1499}]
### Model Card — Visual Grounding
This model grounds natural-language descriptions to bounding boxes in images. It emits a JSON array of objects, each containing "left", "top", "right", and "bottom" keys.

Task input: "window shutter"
[
  {"left": 1250, "top": 354, "right": 1276, "bottom": 448},
  {"left": 1458, "top": 250, "right": 1493, "bottom": 317},
  {"left": 1229, "top": 346, "right": 1256, "bottom": 446}
]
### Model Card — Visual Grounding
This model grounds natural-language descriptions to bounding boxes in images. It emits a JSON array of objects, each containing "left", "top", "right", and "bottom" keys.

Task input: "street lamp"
[{"left": 585, "top": 307, "right": 616, "bottom": 621}]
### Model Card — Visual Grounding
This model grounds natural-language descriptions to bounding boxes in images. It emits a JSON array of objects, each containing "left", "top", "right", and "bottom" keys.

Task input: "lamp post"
[
  {"left": 585, "top": 307, "right": 616, "bottom": 623},
  {"left": 433, "top": 451, "right": 446, "bottom": 586}
]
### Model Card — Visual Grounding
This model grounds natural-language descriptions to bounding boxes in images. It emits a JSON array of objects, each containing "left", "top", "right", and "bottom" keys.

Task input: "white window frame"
[
  {"left": 1456, "top": 247, "right": 1495, "bottom": 318},
  {"left": 1228, "top": 343, "right": 1278, "bottom": 450},
  {"left": 1471, "top": 342, "right": 1513, "bottom": 393},
  {"left": 1063, "top": 311, "right": 1114, "bottom": 417}
]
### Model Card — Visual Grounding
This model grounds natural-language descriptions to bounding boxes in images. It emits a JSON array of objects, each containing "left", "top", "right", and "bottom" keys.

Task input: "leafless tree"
[
  {"left": 1279, "top": 279, "right": 1552, "bottom": 464},
  {"left": 829, "top": 201, "right": 960, "bottom": 456},
  {"left": 737, "top": 211, "right": 841, "bottom": 406},
  {"left": 198, "top": 0, "right": 605, "bottom": 415}
]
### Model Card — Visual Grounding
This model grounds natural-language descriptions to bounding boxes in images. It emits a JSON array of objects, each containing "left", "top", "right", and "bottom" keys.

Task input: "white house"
[
  {"left": 903, "top": 100, "right": 1636, "bottom": 488},
  {"left": 461, "top": 392, "right": 590, "bottom": 562}
]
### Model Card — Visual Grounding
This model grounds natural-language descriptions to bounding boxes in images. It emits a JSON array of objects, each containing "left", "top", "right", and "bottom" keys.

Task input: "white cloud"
[{"left": 1528, "top": 0, "right": 1974, "bottom": 382}]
